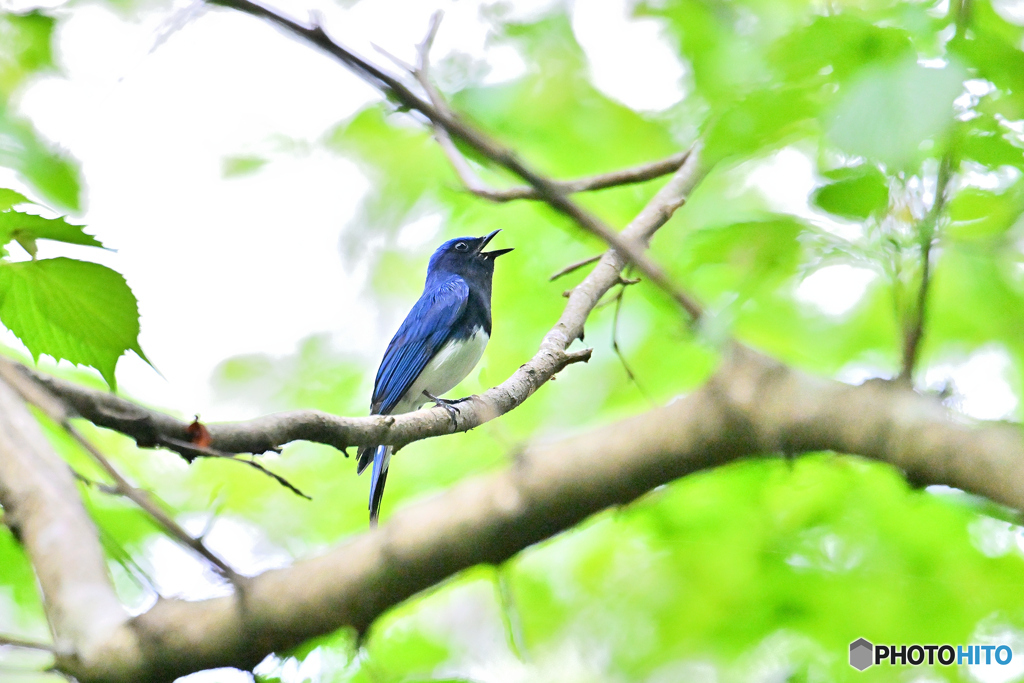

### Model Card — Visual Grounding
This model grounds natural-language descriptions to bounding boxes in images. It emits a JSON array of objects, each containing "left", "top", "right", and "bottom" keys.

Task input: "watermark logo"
[
  {"left": 850, "top": 638, "right": 873, "bottom": 671},
  {"left": 849, "top": 638, "right": 1013, "bottom": 670}
]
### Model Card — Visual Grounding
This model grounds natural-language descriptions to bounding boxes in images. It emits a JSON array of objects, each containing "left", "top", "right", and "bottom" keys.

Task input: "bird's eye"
[{"left": 455, "top": 242, "right": 469, "bottom": 252}]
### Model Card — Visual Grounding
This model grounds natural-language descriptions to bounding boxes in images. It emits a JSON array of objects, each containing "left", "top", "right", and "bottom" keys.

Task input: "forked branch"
[{"left": 206, "top": 0, "right": 705, "bottom": 320}]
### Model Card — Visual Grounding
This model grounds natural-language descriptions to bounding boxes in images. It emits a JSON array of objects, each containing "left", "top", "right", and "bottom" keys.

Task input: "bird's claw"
[{"left": 423, "top": 390, "right": 463, "bottom": 431}]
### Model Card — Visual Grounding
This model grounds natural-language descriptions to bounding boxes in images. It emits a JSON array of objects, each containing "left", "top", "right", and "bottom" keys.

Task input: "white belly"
[{"left": 393, "top": 327, "right": 489, "bottom": 413}]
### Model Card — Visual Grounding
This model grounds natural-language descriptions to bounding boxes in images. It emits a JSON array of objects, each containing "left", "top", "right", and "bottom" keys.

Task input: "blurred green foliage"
[
  {"left": 0, "top": 10, "right": 143, "bottom": 389},
  {"left": 4, "top": 0, "right": 1024, "bottom": 681},
  {"left": 0, "top": 11, "right": 81, "bottom": 210}
]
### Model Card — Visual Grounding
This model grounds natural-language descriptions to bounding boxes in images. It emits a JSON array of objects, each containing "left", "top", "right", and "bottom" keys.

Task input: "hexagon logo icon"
[{"left": 850, "top": 638, "right": 874, "bottom": 671}]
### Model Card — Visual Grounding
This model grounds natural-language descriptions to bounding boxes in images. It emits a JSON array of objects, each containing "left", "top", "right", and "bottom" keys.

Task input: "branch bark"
[
  {"left": 28, "top": 150, "right": 704, "bottom": 467},
  {"left": 0, "top": 373, "right": 141, "bottom": 678},
  {"left": 0, "top": 358, "right": 242, "bottom": 586},
  {"left": 51, "top": 342, "right": 1024, "bottom": 682},
  {"left": 458, "top": 151, "right": 694, "bottom": 202}
]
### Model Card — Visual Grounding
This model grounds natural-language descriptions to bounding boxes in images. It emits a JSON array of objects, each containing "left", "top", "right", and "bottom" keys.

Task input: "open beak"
[{"left": 478, "top": 229, "right": 514, "bottom": 258}]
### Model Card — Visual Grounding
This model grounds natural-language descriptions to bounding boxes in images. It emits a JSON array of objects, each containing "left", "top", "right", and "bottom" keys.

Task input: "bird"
[{"left": 357, "top": 229, "right": 513, "bottom": 526}]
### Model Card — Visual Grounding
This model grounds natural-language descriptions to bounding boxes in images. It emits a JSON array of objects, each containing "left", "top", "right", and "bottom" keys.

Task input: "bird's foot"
[{"left": 423, "top": 391, "right": 467, "bottom": 431}]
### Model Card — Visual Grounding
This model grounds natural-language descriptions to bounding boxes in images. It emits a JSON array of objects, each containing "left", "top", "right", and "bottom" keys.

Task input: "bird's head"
[{"left": 428, "top": 230, "right": 513, "bottom": 279}]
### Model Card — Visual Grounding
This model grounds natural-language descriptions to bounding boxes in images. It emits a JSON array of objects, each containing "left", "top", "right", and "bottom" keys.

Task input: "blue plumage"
[
  {"left": 358, "top": 230, "right": 512, "bottom": 525},
  {"left": 371, "top": 278, "right": 469, "bottom": 415}
]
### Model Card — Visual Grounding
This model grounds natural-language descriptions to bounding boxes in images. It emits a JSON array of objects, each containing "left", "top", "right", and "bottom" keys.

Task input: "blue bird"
[{"left": 357, "top": 230, "right": 512, "bottom": 526}]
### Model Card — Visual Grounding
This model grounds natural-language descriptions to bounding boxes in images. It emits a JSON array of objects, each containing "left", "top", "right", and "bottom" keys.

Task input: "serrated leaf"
[
  {"left": 812, "top": 165, "right": 889, "bottom": 220},
  {"left": 0, "top": 188, "right": 30, "bottom": 211},
  {"left": 0, "top": 210, "right": 103, "bottom": 252},
  {"left": 14, "top": 233, "right": 36, "bottom": 258},
  {"left": 0, "top": 258, "right": 144, "bottom": 388}
]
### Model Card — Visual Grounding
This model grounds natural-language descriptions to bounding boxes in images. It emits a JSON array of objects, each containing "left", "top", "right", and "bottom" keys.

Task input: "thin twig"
[
  {"left": 70, "top": 467, "right": 120, "bottom": 495},
  {"left": 611, "top": 284, "right": 649, "bottom": 402},
  {"left": 97, "top": 526, "right": 161, "bottom": 600},
  {"left": 406, "top": 20, "right": 687, "bottom": 202},
  {"left": 206, "top": 0, "right": 704, "bottom": 321},
  {"left": 550, "top": 254, "right": 602, "bottom": 281},
  {"left": 412, "top": 12, "right": 494, "bottom": 197},
  {"left": 0, "top": 358, "right": 243, "bottom": 586},
  {"left": 897, "top": 0, "right": 969, "bottom": 383},
  {"left": 0, "top": 633, "right": 56, "bottom": 653},
  {"left": 462, "top": 151, "right": 694, "bottom": 203},
  {"left": 241, "top": 456, "right": 311, "bottom": 499},
  {"left": 157, "top": 435, "right": 308, "bottom": 498},
  {"left": 898, "top": 153, "right": 954, "bottom": 384},
  {"left": 64, "top": 422, "right": 243, "bottom": 585}
]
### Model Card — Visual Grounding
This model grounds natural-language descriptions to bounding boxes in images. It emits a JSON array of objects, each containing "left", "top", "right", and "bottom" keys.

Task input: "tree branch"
[
  {"left": 549, "top": 254, "right": 603, "bottom": 281},
  {"left": 458, "top": 151, "right": 695, "bottom": 203},
  {"left": 0, "top": 372, "right": 141, "bottom": 676},
  {"left": 53, "top": 342, "right": 1024, "bottom": 682},
  {"left": 0, "top": 358, "right": 242, "bottom": 586},
  {"left": 897, "top": 0, "right": 970, "bottom": 385},
  {"left": 26, "top": 151, "right": 703, "bottom": 468},
  {"left": 898, "top": 153, "right": 954, "bottom": 384},
  {"left": 204, "top": 0, "right": 704, "bottom": 320}
]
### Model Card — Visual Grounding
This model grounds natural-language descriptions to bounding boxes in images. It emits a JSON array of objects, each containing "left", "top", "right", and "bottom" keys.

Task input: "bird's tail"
[
  {"left": 360, "top": 444, "right": 392, "bottom": 527},
  {"left": 356, "top": 444, "right": 375, "bottom": 475}
]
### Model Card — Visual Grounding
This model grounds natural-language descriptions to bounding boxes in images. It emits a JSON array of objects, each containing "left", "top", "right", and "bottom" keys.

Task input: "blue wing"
[
  {"left": 356, "top": 277, "right": 469, "bottom": 511},
  {"left": 371, "top": 276, "right": 470, "bottom": 416}
]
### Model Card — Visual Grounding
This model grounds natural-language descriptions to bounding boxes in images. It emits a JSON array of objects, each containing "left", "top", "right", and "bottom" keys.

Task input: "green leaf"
[
  {"left": 811, "top": 165, "right": 889, "bottom": 220},
  {"left": 771, "top": 15, "right": 913, "bottom": 85},
  {"left": 703, "top": 87, "right": 819, "bottom": 164},
  {"left": 0, "top": 211, "right": 103, "bottom": 256},
  {"left": 0, "top": 188, "right": 30, "bottom": 211},
  {"left": 0, "top": 11, "right": 56, "bottom": 98},
  {"left": 637, "top": 0, "right": 774, "bottom": 105},
  {"left": 946, "top": 182, "right": 1024, "bottom": 241},
  {"left": 949, "top": 4, "right": 1024, "bottom": 121},
  {"left": 680, "top": 217, "right": 805, "bottom": 298},
  {"left": 826, "top": 58, "right": 967, "bottom": 169},
  {"left": 0, "top": 258, "right": 144, "bottom": 388},
  {"left": 0, "top": 112, "right": 82, "bottom": 211},
  {"left": 957, "top": 116, "right": 1024, "bottom": 170}
]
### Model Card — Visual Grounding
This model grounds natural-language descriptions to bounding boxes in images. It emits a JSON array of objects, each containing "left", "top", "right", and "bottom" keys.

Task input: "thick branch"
[
  {"left": 0, "top": 373, "right": 141, "bottom": 678},
  {"left": 28, "top": 151, "right": 703, "bottom": 465},
  {"left": 55, "top": 343, "right": 1024, "bottom": 682},
  {"left": 205, "top": 0, "right": 704, "bottom": 320}
]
